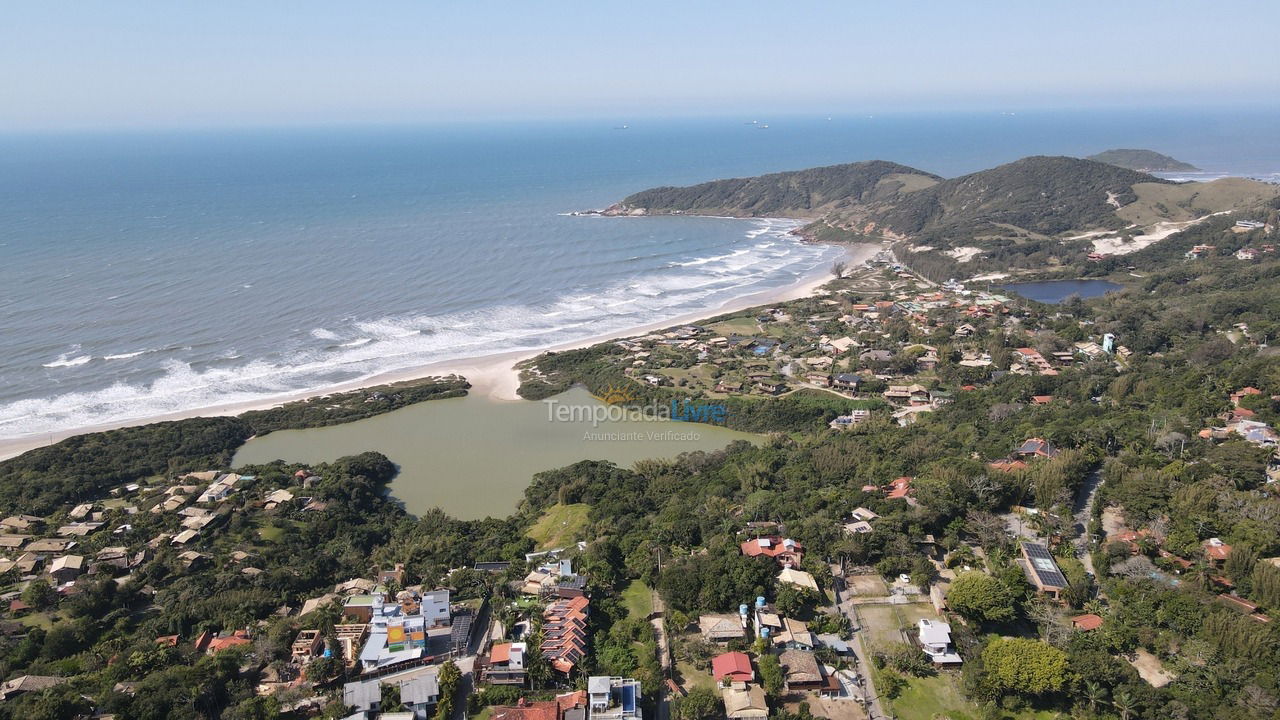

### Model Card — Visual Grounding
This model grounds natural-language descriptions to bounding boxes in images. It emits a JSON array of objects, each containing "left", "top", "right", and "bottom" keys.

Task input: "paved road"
[{"left": 833, "top": 579, "right": 890, "bottom": 720}]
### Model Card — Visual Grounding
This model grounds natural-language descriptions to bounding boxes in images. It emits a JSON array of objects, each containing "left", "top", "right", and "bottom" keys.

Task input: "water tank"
[
  {"left": 756, "top": 596, "right": 766, "bottom": 608},
  {"left": 739, "top": 604, "right": 749, "bottom": 616},
  {"left": 761, "top": 628, "right": 770, "bottom": 639}
]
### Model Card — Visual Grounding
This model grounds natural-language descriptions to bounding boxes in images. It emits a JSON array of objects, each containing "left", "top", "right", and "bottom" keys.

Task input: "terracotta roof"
[
  {"left": 712, "top": 651, "right": 754, "bottom": 682},
  {"left": 490, "top": 642, "right": 512, "bottom": 663},
  {"left": 1071, "top": 614, "right": 1103, "bottom": 631}
]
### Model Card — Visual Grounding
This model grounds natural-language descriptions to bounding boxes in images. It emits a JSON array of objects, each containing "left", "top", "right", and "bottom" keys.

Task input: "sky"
[{"left": 3, "top": 0, "right": 1279, "bottom": 131}]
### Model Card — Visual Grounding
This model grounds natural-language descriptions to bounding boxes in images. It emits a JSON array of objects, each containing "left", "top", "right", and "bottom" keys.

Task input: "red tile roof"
[
  {"left": 1071, "top": 614, "right": 1103, "bottom": 631},
  {"left": 490, "top": 642, "right": 512, "bottom": 663},
  {"left": 712, "top": 651, "right": 754, "bottom": 682},
  {"left": 886, "top": 477, "right": 912, "bottom": 499}
]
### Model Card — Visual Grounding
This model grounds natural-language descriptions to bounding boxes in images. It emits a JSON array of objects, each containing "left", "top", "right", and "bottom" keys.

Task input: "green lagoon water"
[{"left": 232, "top": 387, "right": 757, "bottom": 519}]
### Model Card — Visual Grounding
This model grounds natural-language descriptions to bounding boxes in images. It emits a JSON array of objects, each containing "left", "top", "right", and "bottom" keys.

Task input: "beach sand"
[{"left": 0, "top": 242, "right": 879, "bottom": 461}]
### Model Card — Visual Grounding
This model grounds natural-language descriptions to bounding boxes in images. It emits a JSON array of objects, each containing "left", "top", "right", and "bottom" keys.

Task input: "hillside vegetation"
[
  {"left": 1087, "top": 148, "right": 1199, "bottom": 172},
  {"left": 610, "top": 154, "right": 1279, "bottom": 280},
  {"left": 604, "top": 160, "right": 940, "bottom": 218}
]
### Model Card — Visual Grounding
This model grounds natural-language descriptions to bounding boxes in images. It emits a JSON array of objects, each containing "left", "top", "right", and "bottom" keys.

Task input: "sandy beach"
[{"left": 0, "top": 241, "right": 880, "bottom": 461}]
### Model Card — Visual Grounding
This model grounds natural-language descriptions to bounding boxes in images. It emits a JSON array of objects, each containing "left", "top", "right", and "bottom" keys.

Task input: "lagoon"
[
  {"left": 997, "top": 279, "right": 1121, "bottom": 304},
  {"left": 232, "top": 387, "right": 757, "bottom": 520}
]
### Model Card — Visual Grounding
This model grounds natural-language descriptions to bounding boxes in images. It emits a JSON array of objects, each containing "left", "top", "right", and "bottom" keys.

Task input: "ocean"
[{"left": 2, "top": 109, "right": 1278, "bottom": 441}]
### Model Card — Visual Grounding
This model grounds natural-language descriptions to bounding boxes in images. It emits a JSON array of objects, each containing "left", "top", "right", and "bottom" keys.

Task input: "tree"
[
  {"left": 980, "top": 637, "right": 1068, "bottom": 696},
  {"left": 1082, "top": 679, "right": 1107, "bottom": 715},
  {"left": 946, "top": 572, "right": 1015, "bottom": 623},
  {"left": 672, "top": 685, "right": 721, "bottom": 720},
  {"left": 831, "top": 261, "right": 848, "bottom": 279},
  {"left": 1112, "top": 689, "right": 1136, "bottom": 720},
  {"left": 22, "top": 579, "right": 56, "bottom": 610},
  {"left": 434, "top": 660, "right": 461, "bottom": 720},
  {"left": 758, "top": 653, "right": 784, "bottom": 697}
]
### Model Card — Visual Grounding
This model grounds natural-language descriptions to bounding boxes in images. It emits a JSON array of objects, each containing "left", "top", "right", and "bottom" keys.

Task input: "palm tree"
[
  {"left": 1082, "top": 680, "right": 1106, "bottom": 715},
  {"left": 1112, "top": 689, "right": 1136, "bottom": 720}
]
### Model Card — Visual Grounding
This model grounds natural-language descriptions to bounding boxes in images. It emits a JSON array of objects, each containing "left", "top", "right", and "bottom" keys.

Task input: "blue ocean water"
[{"left": 1, "top": 109, "right": 1278, "bottom": 439}]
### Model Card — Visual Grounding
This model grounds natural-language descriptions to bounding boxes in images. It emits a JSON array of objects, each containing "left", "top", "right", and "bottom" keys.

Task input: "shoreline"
[{"left": 0, "top": 240, "right": 880, "bottom": 461}]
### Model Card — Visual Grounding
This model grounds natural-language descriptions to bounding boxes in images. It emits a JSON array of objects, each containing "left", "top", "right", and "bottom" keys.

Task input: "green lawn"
[
  {"left": 257, "top": 524, "right": 285, "bottom": 542},
  {"left": 621, "top": 580, "right": 653, "bottom": 620},
  {"left": 526, "top": 503, "right": 591, "bottom": 550},
  {"left": 890, "top": 673, "right": 1065, "bottom": 720}
]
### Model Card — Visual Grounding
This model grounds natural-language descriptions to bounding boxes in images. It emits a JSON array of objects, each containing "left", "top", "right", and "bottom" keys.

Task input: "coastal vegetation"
[
  {"left": 609, "top": 154, "right": 1280, "bottom": 282},
  {"left": 0, "top": 375, "right": 468, "bottom": 515},
  {"left": 1087, "top": 148, "right": 1199, "bottom": 172},
  {"left": 0, "top": 183, "right": 1277, "bottom": 720}
]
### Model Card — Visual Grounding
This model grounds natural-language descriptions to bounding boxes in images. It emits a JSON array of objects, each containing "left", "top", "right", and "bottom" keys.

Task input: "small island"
[{"left": 1086, "top": 148, "right": 1200, "bottom": 172}]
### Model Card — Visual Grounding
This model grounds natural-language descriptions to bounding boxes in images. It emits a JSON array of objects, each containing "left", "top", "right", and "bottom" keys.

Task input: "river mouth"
[{"left": 232, "top": 387, "right": 758, "bottom": 520}]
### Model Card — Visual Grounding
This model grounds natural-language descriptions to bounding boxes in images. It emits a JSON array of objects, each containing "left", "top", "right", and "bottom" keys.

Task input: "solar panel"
[{"left": 1022, "top": 542, "right": 1069, "bottom": 588}]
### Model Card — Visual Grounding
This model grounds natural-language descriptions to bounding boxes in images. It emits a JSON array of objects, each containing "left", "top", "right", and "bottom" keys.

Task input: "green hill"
[
  {"left": 1087, "top": 148, "right": 1199, "bottom": 172},
  {"left": 865, "top": 156, "right": 1170, "bottom": 239},
  {"left": 603, "top": 160, "right": 941, "bottom": 218}
]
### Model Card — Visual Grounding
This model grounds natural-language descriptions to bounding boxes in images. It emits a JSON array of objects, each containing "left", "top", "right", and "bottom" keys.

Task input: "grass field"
[
  {"left": 855, "top": 602, "right": 936, "bottom": 653},
  {"left": 621, "top": 580, "right": 653, "bottom": 620},
  {"left": 526, "top": 503, "right": 591, "bottom": 550},
  {"left": 890, "top": 673, "right": 1064, "bottom": 720},
  {"left": 1119, "top": 178, "right": 1279, "bottom": 225}
]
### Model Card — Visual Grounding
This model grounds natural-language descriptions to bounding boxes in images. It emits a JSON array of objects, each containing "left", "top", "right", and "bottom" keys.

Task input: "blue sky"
[{"left": 3, "top": 1, "right": 1278, "bottom": 130}]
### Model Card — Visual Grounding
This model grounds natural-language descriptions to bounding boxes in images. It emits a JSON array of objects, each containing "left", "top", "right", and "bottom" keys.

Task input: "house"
[
  {"left": 806, "top": 373, "right": 833, "bottom": 387},
  {"left": 0, "top": 675, "right": 66, "bottom": 701},
  {"left": 777, "top": 567, "right": 819, "bottom": 592},
  {"left": 0, "top": 535, "right": 30, "bottom": 550},
  {"left": 699, "top": 613, "right": 747, "bottom": 644},
  {"left": 778, "top": 649, "right": 837, "bottom": 694},
  {"left": 26, "top": 538, "right": 75, "bottom": 553},
  {"left": 1071, "top": 614, "right": 1104, "bottom": 631},
  {"left": 756, "top": 379, "right": 788, "bottom": 396},
  {"left": 1230, "top": 387, "right": 1263, "bottom": 407},
  {"left": 740, "top": 536, "right": 804, "bottom": 567},
  {"left": 829, "top": 409, "right": 871, "bottom": 430},
  {"left": 1031, "top": 395, "right": 1053, "bottom": 405},
  {"left": 712, "top": 651, "right": 754, "bottom": 684},
  {"left": 1014, "top": 437, "right": 1060, "bottom": 460},
  {"left": 721, "top": 683, "right": 768, "bottom": 720},
  {"left": 356, "top": 591, "right": 436, "bottom": 671},
  {"left": 0, "top": 515, "right": 43, "bottom": 533},
  {"left": 264, "top": 488, "right": 295, "bottom": 509},
  {"left": 56, "top": 521, "right": 105, "bottom": 537},
  {"left": 843, "top": 520, "right": 874, "bottom": 534},
  {"left": 1204, "top": 538, "right": 1232, "bottom": 569},
  {"left": 917, "top": 619, "right": 962, "bottom": 664},
  {"left": 773, "top": 617, "right": 816, "bottom": 651},
  {"left": 587, "top": 676, "right": 641, "bottom": 720},
  {"left": 1020, "top": 542, "right": 1068, "bottom": 599},
  {"left": 1013, "top": 348, "right": 1056, "bottom": 375},
  {"left": 543, "top": 596, "right": 590, "bottom": 675},
  {"left": 831, "top": 373, "right": 862, "bottom": 392},
  {"left": 205, "top": 629, "right": 252, "bottom": 655},
  {"left": 851, "top": 507, "right": 878, "bottom": 522},
  {"left": 291, "top": 629, "right": 324, "bottom": 662},
  {"left": 886, "top": 476, "right": 913, "bottom": 500},
  {"left": 989, "top": 458, "right": 1028, "bottom": 473},
  {"left": 48, "top": 555, "right": 85, "bottom": 584},
  {"left": 484, "top": 641, "right": 528, "bottom": 686},
  {"left": 714, "top": 381, "right": 744, "bottom": 394}
]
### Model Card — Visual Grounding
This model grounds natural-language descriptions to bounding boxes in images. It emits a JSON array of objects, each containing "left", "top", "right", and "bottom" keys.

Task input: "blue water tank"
[
  {"left": 756, "top": 596, "right": 766, "bottom": 608},
  {"left": 739, "top": 604, "right": 749, "bottom": 616},
  {"left": 761, "top": 628, "right": 770, "bottom": 639}
]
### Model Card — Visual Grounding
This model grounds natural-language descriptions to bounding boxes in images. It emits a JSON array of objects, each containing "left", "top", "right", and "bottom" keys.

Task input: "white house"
[{"left": 917, "top": 619, "right": 961, "bottom": 664}]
